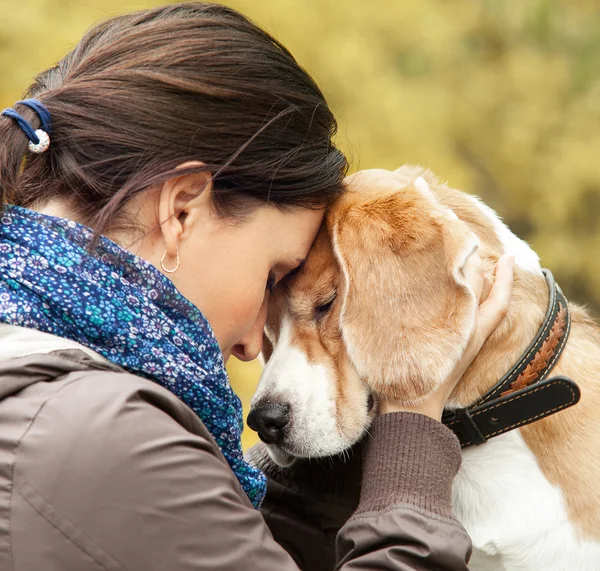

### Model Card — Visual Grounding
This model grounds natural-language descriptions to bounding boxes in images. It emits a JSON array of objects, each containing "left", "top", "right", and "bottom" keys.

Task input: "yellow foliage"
[
  {"left": 226, "top": 357, "right": 262, "bottom": 449},
  {"left": 2, "top": 0, "right": 599, "bottom": 448}
]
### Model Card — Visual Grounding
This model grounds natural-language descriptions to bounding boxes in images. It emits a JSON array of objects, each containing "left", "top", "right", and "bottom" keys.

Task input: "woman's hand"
[{"left": 380, "top": 253, "right": 515, "bottom": 421}]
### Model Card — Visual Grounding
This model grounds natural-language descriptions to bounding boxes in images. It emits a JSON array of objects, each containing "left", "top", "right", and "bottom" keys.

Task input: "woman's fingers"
[
  {"left": 462, "top": 250, "right": 485, "bottom": 302},
  {"left": 477, "top": 254, "right": 514, "bottom": 341},
  {"left": 445, "top": 254, "right": 514, "bottom": 395}
]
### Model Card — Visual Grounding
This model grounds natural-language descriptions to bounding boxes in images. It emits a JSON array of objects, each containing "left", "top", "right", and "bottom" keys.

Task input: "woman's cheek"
[{"left": 225, "top": 286, "right": 266, "bottom": 345}]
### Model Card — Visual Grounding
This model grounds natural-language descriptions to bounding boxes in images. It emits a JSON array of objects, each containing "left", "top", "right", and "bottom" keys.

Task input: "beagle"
[{"left": 248, "top": 166, "right": 600, "bottom": 570}]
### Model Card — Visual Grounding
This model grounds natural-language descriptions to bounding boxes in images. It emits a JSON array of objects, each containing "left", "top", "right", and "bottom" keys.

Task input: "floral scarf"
[{"left": 0, "top": 205, "right": 266, "bottom": 508}]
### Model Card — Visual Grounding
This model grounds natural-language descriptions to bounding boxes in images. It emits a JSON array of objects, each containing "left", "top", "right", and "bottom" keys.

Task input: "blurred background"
[{"left": 2, "top": 0, "right": 599, "bottom": 448}]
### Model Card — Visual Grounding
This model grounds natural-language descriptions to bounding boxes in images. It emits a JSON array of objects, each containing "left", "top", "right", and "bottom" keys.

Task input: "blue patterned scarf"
[{"left": 0, "top": 205, "right": 266, "bottom": 507}]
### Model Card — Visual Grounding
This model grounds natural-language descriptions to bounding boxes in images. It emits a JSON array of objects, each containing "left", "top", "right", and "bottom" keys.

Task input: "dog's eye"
[{"left": 315, "top": 293, "right": 337, "bottom": 318}]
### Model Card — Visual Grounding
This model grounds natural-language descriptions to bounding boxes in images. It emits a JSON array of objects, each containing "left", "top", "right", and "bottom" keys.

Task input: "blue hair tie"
[
  {"left": 16, "top": 99, "right": 53, "bottom": 135},
  {"left": 1, "top": 98, "right": 52, "bottom": 154}
]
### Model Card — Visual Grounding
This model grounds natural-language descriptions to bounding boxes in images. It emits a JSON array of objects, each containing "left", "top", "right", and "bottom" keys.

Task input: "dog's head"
[{"left": 248, "top": 168, "right": 490, "bottom": 465}]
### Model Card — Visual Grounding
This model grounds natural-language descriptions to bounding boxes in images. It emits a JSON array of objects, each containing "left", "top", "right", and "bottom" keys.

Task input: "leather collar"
[{"left": 442, "top": 269, "right": 581, "bottom": 447}]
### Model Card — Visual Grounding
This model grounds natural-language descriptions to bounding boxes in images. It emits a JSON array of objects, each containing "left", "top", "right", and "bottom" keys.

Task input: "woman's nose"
[{"left": 231, "top": 300, "right": 268, "bottom": 362}]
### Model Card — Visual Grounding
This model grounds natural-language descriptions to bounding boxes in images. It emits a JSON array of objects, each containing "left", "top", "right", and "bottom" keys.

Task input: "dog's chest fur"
[{"left": 453, "top": 430, "right": 600, "bottom": 570}]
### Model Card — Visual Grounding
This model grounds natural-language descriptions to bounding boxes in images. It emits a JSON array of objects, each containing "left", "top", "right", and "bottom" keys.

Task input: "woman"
[{"left": 0, "top": 3, "right": 513, "bottom": 570}]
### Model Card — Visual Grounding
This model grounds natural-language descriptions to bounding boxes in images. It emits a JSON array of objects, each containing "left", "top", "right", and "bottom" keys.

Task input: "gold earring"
[{"left": 160, "top": 247, "right": 180, "bottom": 274}]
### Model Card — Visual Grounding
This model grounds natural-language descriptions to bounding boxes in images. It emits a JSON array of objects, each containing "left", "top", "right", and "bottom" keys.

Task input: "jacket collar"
[
  {"left": 0, "top": 324, "right": 116, "bottom": 402},
  {"left": 0, "top": 323, "right": 106, "bottom": 362},
  {"left": 0, "top": 347, "right": 121, "bottom": 402}
]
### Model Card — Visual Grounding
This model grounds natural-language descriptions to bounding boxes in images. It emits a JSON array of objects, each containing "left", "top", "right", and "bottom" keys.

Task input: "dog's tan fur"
[{"left": 266, "top": 166, "right": 600, "bottom": 539}]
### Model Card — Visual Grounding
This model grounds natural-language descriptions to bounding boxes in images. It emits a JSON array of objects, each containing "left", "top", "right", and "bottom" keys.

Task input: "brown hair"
[{"left": 0, "top": 2, "right": 347, "bottom": 244}]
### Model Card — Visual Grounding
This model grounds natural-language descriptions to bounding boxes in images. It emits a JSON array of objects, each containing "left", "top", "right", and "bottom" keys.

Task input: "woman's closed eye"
[{"left": 266, "top": 259, "right": 306, "bottom": 295}]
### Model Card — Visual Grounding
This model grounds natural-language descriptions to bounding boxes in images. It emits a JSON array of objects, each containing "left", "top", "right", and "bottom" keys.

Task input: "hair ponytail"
[{"left": 0, "top": 115, "right": 28, "bottom": 209}]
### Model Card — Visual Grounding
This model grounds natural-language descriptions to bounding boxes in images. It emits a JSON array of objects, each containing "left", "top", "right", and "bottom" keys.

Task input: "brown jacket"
[{"left": 0, "top": 326, "right": 471, "bottom": 570}]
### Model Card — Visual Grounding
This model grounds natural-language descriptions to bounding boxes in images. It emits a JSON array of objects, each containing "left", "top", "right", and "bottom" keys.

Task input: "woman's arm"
[
  {"left": 336, "top": 413, "right": 470, "bottom": 570},
  {"left": 249, "top": 412, "right": 471, "bottom": 571}
]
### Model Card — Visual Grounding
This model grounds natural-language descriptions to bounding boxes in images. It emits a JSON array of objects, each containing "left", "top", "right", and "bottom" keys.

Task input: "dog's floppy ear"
[
  {"left": 259, "top": 331, "right": 274, "bottom": 366},
  {"left": 328, "top": 175, "right": 479, "bottom": 404}
]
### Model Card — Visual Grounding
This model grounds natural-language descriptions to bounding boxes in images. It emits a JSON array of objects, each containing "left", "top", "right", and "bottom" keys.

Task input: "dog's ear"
[
  {"left": 328, "top": 176, "right": 480, "bottom": 404},
  {"left": 259, "top": 331, "right": 274, "bottom": 366}
]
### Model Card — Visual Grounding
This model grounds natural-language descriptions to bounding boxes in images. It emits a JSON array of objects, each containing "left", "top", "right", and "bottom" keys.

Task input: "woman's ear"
[
  {"left": 158, "top": 161, "right": 212, "bottom": 257},
  {"left": 328, "top": 177, "right": 478, "bottom": 405}
]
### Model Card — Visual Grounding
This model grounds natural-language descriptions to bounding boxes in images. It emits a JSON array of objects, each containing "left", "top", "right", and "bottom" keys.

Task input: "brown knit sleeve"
[{"left": 357, "top": 412, "right": 461, "bottom": 518}]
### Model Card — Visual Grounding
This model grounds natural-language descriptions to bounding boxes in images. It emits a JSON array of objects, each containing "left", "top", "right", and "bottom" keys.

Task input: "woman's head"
[{"left": 0, "top": 2, "right": 347, "bottom": 360}]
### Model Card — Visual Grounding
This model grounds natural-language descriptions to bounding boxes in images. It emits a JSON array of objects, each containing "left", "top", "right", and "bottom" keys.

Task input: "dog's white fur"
[
  {"left": 455, "top": 432, "right": 600, "bottom": 570},
  {"left": 468, "top": 196, "right": 542, "bottom": 276},
  {"left": 253, "top": 315, "right": 357, "bottom": 464}
]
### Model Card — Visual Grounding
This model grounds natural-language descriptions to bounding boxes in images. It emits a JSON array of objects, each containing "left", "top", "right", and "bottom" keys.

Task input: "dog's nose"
[{"left": 247, "top": 403, "right": 290, "bottom": 445}]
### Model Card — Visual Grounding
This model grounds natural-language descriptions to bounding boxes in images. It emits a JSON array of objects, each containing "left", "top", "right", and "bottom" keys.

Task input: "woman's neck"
[{"left": 34, "top": 197, "right": 80, "bottom": 221}]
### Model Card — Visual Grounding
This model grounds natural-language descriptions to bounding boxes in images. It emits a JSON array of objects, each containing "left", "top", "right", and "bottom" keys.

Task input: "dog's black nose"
[{"left": 247, "top": 403, "right": 290, "bottom": 445}]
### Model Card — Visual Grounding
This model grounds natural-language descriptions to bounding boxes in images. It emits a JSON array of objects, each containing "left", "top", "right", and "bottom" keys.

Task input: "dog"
[{"left": 248, "top": 166, "right": 600, "bottom": 570}]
